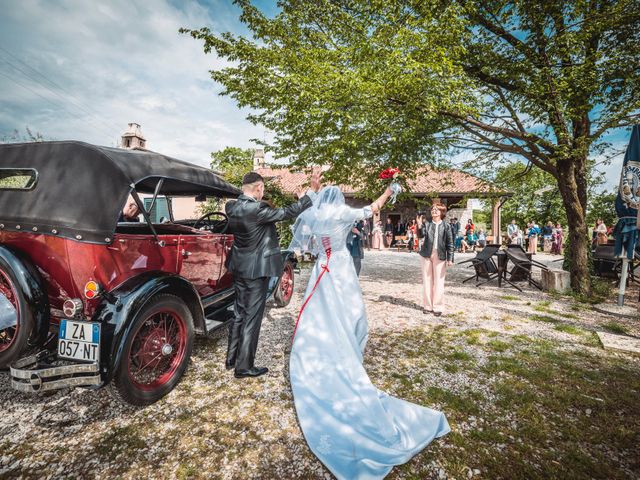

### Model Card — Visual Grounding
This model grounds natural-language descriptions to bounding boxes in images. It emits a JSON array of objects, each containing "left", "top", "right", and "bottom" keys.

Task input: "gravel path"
[{"left": 0, "top": 250, "right": 635, "bottom": 479}]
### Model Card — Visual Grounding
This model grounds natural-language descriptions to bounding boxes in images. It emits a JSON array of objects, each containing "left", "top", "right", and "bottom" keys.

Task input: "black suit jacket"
[
  {"left": 225, "top": 194, "right": 313, "bottom": 279},
  {"left": 419, "top": 221, "right": 455, "bottom": 262}
]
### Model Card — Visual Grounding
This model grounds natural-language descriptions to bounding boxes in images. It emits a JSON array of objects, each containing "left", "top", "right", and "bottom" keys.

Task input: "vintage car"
[{"left": 0, "top": 141, "right": 296, "bottom": 405}]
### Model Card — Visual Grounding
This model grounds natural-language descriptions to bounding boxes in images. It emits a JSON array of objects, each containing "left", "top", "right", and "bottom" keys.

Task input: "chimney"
[
  {"left": 121, "top": 123, "right": 147, "bottom": 150},
  {"left": 253, "top": 148, "right": 265, "bottom": 169}
]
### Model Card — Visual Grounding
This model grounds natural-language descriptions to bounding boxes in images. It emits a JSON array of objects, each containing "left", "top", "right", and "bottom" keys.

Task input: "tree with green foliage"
[
  {"left": 211, "top": 146, "right": 255, "bottom": 185},
  {"left": 481, "top": 163, "right": 569, "bottom": 229},
  {"left": 183, "top": 0, "right": 640, "bottom": 294},
  {"left": 586, "top": 190, "right": 617, "bottom": 229},
  {"left": 200, "top": 147, "right": 255, "bottom": 214},
  {"left": 203, "top": 146, "right": 297, "bottom": 246}
]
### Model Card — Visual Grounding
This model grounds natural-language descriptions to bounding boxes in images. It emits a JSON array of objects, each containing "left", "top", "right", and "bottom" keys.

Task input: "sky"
[
  {"left": 0, "top": 0, "right": 630, "bottom": 192},
  {"left": 0, "top": 0, "right": 279, "bottom": 166}
]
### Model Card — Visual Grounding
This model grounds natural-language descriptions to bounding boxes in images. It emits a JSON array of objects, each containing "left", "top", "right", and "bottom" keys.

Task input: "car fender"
[
  {"left": 0, "top": 245, "right": 49, "bottom": 347},
  {"left": 95, "top": 271, "right": 204, "bottom": 383}
]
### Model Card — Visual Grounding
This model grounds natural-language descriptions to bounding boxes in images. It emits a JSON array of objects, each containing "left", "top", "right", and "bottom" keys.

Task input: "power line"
[
  {"left": 0, "top": 45, "right": 123, "bottom": 138},
  {"left": 0, "top": 68, "right": 121, "bottom": 140}
]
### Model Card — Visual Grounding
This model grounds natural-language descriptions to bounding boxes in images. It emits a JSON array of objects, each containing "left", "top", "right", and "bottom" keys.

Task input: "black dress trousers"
[{"left": 227, "top": 276, "right": 270, "bottom": 372}]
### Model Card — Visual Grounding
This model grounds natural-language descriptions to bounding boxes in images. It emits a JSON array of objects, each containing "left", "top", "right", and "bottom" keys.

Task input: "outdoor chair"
[
  {"left": 592, "top": 244, "right": 620, "bottom": 279},
  {"left": 505, "top": 246, "right": 549, "bottom": 290},
  {"left": 458, "top": 244, "right": 500, "bottom": 285}
]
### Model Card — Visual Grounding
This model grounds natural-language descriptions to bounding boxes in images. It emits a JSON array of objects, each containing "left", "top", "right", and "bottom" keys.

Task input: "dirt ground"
[{"left": 0, "top": 250, "right": 638, "bottom": 480}]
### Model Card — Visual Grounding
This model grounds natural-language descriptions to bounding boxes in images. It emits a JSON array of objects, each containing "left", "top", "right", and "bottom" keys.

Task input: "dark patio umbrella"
[{"left": 613, "top": 125, "right": 640, "bottom": 305}]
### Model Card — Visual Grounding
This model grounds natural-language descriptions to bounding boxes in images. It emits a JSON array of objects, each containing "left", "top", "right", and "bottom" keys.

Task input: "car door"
[{"left": 177, "top": 233, "right": 225, "bottom": 297}]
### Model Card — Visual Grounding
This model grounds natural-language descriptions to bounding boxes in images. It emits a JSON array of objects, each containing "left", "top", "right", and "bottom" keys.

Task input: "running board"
[
  {"left": 205, "top": 318, "right": 228, "bottom": 333},
  {"left": 204, "top": 306, "right": 234, "bottom": 334}
]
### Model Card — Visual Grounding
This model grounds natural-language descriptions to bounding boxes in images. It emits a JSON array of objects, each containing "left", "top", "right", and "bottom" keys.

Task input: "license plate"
[{"left": 58, "top": 320, "right": 100, "bottom": 362}]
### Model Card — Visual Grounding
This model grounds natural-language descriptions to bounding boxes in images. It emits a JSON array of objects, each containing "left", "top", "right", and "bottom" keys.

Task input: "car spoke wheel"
[
  {"left": 127, "top": 310, "right": 187, "bottom": 390},
  {"left": 280, "top": 264, "right": 293, "bottom": 301},
  {"left": 109, "top": 294, "right": 194, "bottom": 406},
  {"left": 0, "top": 269, "right": 20, "bottom": 353},
  {"left": 274, "top": 262, "right": 295, "bottom": 307}
]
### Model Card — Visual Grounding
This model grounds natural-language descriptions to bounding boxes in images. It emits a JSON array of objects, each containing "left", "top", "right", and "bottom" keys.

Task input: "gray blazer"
[
  {"left": 419, "top": 221, "right": 455, "bottom": 262},
  {"left": 225, "top": 194, "right": 313, "bottom": 279}
]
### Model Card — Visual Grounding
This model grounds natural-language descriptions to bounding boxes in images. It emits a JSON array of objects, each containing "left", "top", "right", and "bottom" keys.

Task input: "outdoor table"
[
  {"left": 495, "top": 250, "right": 507, "bottom": 287},
  {"left": 493, "top": 250, "right": 523, "bottom": 292}
]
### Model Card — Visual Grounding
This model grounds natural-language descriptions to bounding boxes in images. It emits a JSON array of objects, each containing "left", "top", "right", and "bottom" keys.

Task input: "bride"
[{"left": 288, "top": 183, "right": 450, "bottom": 480}]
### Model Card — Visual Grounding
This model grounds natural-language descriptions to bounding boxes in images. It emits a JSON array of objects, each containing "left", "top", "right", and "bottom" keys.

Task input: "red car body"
[{"left": 0, "top": 142, "right": 295, "bottom": 406}]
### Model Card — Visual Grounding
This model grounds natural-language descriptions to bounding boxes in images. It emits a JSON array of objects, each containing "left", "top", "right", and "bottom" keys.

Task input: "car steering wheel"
[{"left": 193, "top": 211, "right": 228, "bottom": 233}]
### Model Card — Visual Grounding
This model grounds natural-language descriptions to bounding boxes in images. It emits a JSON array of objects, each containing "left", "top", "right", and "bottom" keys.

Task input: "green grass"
[
  {"left": 499, "top": 295, "right": 519, "bottom": 301},
  {"left": 370, "top": 328, "right": 640, "bottom": 480},
  {"left": 602, "top": 321, "right": 630, "bottom": 335},
  {"left": 529, "top": 314, "right": 560, "bottom": 324},
  {"left": 447, "top": 350, "right": 474, "bottom": 362},
  {"left": 487, "top": 339, "right": 511, "bottom": 352},
  {"left": 571, "top": 277, "right": 615, "bottom": 304},
  {"left": 94, "top": 425, "right": 146, "bottom": 457},
  {"left": 554, "top": 324, "right": 584, "bottom": 335},
  {"left": 176, "top": 463, "right": 198, "bottom": 480}
]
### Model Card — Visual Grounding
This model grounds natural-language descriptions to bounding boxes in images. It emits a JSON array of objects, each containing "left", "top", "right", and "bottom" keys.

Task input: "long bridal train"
[{"left": 289, "top": 188, "right": 450, "bottom": 480}]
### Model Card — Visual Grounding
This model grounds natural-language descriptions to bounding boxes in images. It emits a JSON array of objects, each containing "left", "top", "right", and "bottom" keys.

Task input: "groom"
[{"left": 225, "top": 170, "right": 321, "bottom": 378}]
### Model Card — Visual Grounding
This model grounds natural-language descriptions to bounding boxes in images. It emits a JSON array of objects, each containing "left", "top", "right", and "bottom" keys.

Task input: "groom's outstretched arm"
[
  {"left": 256, "top": 195, "right": 313, "bottom": 224},
  {"left": 256, "top": 168, "right": 322, "bottom": 224}
]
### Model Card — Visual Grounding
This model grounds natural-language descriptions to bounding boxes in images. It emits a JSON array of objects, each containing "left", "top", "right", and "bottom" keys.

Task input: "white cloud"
[{"left": 0, "top": 0, "right": 272, "bottom": 166}]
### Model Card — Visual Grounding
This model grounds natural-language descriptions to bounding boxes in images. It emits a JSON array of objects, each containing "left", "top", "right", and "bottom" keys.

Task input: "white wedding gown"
[{"left": 289, "top": 202, "right": 450, "bottom": 480}]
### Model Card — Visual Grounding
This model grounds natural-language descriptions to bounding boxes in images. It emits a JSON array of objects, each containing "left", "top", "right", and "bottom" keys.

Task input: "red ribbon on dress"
[{"left": 291, "top": 238, "right": 332, "bottom": 344}]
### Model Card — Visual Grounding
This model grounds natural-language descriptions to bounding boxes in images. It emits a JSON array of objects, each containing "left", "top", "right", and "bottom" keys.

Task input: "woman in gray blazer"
[{"left": 417, "top": 203, "right": 455, "bottom": 316}]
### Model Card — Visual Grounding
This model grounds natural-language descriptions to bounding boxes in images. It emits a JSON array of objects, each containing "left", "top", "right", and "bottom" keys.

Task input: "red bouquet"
[{"left": 379, "top": 167, "right": 400, "bottom": 180}]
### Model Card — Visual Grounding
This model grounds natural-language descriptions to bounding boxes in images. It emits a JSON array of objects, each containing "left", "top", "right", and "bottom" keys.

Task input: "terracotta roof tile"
[{"left": 256, "top": 166, "right": 507, "bottom": 197}]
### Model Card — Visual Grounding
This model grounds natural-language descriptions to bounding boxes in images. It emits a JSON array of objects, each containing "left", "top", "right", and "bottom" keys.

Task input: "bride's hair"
[{"left": 432, "top": 203, "right": 447, "bottom": 217}]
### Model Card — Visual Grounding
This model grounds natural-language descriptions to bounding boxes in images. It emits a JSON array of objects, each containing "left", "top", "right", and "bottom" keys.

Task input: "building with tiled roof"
[
  {"left": 254, "top": 154, "right": 511, "bottom": 241},
  {"left": 255, "top": 165, "right": 506, "bottom": 198}
]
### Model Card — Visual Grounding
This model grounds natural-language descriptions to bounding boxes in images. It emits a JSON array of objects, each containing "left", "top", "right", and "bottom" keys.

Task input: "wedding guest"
[
  {"left": 467, "top": 229, "right": 478, "bottom": 252},
  {"left": 551, "top": 222, "right": 563, "bottom": 254},
  {"left": 417, "top": 214, "right": 427, "bottom": 251},
  {"left": 384, "top": 217, "right": 394, "bottom": 248},
  {"left": 347, "top": 220, "right": 365, "bottom": 276},
  {"left": 407, "top": 222, "right": 415, "bottom": 253},
  {"left": 362, "top": 219, "right": 371, "bottom": 250},
  {"left": 449, "top": 217, "right": 458, "bottom": 238},
  {"left": 460, "top": 234, "right": 470, "bottom": 253},
  {"left": 418, "top": 203, "right": 454, "bottom": 316},
  {"left": 507, "top": 219, "right": 518, "bottom": 244},
  {"left": 595, "top": 218, "right": 608, "bottom": 245},
  {"left": 528, "top": 221, "right": 540, "bottom": 254},
  {"left": 372, "top": 220, "right": 383, "bottom": 250},
  {"left": 118, "top": 195, "right": 141, "bottom": 222},
  {"left": 515, "top": 228, "right": 524, "bottom": 246},
  {"left": 477, "top": 228, "right": 487, "bottom": 249},
  {"left": 542, "top": 221, "right": 554, "bottom": 252},
  {"left": 465, "top": 218, "right": 475, "bottom": 236},
  {"left": 410, "top": 219, "right": 418, "bottom": 250}
]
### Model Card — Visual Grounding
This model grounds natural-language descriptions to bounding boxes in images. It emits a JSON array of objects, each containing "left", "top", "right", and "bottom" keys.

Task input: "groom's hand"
[
  {"left": 294, "top": 186, "right": 307, "bottom": 199},
  {"left": 310, "top": 168, "right": 323, "bottom": 192}
]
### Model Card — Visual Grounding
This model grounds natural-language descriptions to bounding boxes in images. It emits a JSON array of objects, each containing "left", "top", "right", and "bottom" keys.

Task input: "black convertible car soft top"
[{"left": 0, "top": 141, "right": 241, "bottom": 244}]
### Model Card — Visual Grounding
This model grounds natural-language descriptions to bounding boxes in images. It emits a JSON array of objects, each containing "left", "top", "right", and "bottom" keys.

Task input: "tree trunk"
[{"left": 556, "top": 156, "right": 590, "bottom": 295}]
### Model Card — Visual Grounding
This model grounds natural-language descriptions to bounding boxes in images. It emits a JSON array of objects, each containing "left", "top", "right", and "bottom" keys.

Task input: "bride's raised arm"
[{"left": 370, "top": 184, "right": 398, "bottom": 214}]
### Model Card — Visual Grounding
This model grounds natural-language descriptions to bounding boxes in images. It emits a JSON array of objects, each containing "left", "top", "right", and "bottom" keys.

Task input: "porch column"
[{"left": 491, "top": 198, "right": 502, "bottom": 243}]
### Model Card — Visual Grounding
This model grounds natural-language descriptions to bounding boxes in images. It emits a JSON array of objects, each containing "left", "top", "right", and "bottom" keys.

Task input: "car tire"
[
  {"left": 273, "top": 261, "right": 295, "bottom": 308},
  {"left": 0, "top": 259, "right": 35, "bottom": 368},
  {"left": 108, "top": 294, "right": 194, "bottom": 406}
]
